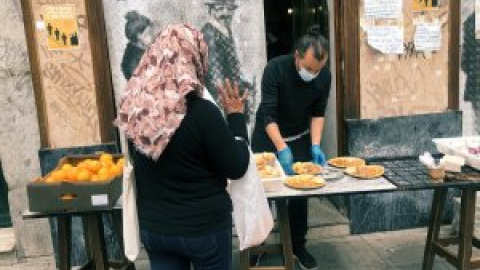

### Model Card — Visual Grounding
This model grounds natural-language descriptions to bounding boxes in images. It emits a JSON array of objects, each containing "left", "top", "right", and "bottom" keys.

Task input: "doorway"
[
  {"left": 262, "top": 0, "right": 346, "bottom": 230},
  {"left": 263, "top": 0, "right": 330, "bottom": 61}
]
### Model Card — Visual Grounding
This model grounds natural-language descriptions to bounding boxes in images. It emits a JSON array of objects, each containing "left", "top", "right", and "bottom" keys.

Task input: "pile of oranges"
[{"left": 45, "top": 153, "right": 125, "bottom": 183}]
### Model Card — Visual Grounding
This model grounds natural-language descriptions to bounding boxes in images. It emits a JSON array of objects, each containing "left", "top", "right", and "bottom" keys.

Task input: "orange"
[
  {"left": 98, "top": 169, "right": 110, "bottom": 181},
  {"left": 87, "top": 160, "right": 102, "bottom": 173},
  {"left": 99, "top": 153, "right": 113, "bottom": 164},
  {"left": 117, "top": 158, "right": 125, "bottom": 168},
  {"left": 51, "top": 170, "right": 66, "bottom": 181},
  {"left": 77, "top": 160, "right": 90, "bottom": 170},
  {"left": 66, "top": 167, "right": 79, "bottom": 181},
  {"left": 61, "top": 164, "right": 73, "bottom": 171},
  {"left": 91, "top": 175, "right": 99, "bottom": 182},
  {"left": 45, "top": 176, "right": 56, "bottom": 184},
  {"left": 100, "top": 160, "right": 114, "bottom": 169},
  {"left": 109, "top": 165, "right": 122, "bottom": 178},
  {"left": 77, "top": 169, "right": 91, "bottom": 181}
]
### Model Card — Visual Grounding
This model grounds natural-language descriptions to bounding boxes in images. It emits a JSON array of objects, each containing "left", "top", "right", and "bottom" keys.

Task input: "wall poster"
[
  {"left": 412, "top": 0, "right": 441, "bottom": 11},
  {"left": 42, "top": 5, "right": 79, "bottom": 50}
]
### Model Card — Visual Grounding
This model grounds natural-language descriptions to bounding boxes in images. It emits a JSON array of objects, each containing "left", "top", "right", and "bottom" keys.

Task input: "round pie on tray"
[
  {"left": 328, "top": 157, "right": 366, "bottom": 168},
  {"left": 345, "top": 165, "right": 385, "bottom": 179},
  {"left": 293, "top": 162, "right": 323, "bottom": 175},
  {"left": 284, "top": 175, "right": 326, "bottom": 190}
]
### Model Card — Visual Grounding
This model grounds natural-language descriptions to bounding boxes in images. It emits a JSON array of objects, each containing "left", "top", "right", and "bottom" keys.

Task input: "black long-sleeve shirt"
[
  {"left": 254, "top": 54, "right": 331, "bottom": 139},
  {"left": 129, "top": 94, "right": 249, "bottom": 236}
]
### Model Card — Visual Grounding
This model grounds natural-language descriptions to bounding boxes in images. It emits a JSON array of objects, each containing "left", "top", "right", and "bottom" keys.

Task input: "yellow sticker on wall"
[
  {"left": 412, "top": 0, "right": 440, "bottom": 11},
  {"left": 42, "top": 5, "right": 79, "bottom": 50}
]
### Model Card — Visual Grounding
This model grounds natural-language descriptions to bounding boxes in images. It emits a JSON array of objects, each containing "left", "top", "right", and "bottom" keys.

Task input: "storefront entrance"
[{"left": 263, "top": 0, "right": 329, "bottom": 61}]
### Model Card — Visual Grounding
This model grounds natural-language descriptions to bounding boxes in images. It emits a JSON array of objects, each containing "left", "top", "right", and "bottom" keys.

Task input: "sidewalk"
[
  {"left": 133, "top": 226, "right": 459, "bottom": 270},
  {"left": 0, "top": 198, "right": 463, "bottom": 270},
  {"left": 0, "top": 226, "right": 462, "bottom": 270}
]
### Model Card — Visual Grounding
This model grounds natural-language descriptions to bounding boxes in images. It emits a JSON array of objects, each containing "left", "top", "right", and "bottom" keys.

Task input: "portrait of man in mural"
[
  {"left": 121, "top": 10, "right": 154, "bottom": 80},
  {"left": 461, "top": 13, "right": 480, "bottom": 134},
  {"left": 202, "top": 0, "right": 255, "bottom": 122}
]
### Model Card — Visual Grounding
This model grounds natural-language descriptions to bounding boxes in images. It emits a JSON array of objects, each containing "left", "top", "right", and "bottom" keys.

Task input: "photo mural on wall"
[
  {"left": 120, "top": 11, "right": 154, "bottom": 81},
  {"left": 201, "top": 0, "right": 255, "bottom": 121},
  {"left": 460, "top": 0, "right": 479, "bottom": 135},
  {"left": 102, "top": 0, "right": 266, "bottom": 127},
  {"left": 461, "top": 11, "right": 480, "bottom": 134}
]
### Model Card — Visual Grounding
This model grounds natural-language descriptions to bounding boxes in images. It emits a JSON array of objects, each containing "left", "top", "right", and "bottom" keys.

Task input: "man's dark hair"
[{"left": 295, "top": 25, "right": 329, "bottom": 61}]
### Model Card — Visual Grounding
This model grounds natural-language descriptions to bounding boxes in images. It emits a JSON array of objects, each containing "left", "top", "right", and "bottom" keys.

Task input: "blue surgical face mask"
[{"left": 298, "top": 67, "right": 319, "bottom": 82}]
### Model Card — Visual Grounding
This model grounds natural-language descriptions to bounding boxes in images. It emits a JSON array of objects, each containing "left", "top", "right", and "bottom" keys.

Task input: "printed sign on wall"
[
  {"left": 42, "top": 5, "right": 79, "bottom": 50},
  {"left": 412, "top": 0, "right": 441, "bottom": 11}
]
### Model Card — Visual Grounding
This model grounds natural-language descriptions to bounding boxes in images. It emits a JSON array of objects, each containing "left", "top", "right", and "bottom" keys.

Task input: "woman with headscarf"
[{"left": 115, "top": 24, "right": 249, "bottom": 270}]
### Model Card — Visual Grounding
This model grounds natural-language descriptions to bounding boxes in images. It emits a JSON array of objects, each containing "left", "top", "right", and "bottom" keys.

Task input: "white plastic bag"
[
  {"left": 229, "top": 148, "right": 274, "bottom": 250},
  {"left": 122, "top": 156, "right": 141, "bottom": 261}
]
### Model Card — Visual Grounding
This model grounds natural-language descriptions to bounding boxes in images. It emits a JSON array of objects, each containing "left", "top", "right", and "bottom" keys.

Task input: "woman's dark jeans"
[{"left": 140, "top": 226, "right": 232, "bottom": 270}]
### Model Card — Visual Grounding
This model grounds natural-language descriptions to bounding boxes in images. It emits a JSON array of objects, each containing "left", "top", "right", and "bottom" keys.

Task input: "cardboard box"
[{"left": 27, "top": 154, "right": 123, "bottom": 213}]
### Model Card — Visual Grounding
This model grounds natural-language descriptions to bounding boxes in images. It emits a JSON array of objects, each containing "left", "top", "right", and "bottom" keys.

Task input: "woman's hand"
[{"left": 216, "top": 79, "right": 248, "bottom": 115}]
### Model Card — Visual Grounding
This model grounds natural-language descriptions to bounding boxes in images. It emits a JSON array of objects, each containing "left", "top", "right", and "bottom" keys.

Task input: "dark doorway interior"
[
  {"left": 264, "top": 0, "right": 329, "bottom": 61},
  {"left": 0, "top": 161, "right": 12, "bottom": 228}
]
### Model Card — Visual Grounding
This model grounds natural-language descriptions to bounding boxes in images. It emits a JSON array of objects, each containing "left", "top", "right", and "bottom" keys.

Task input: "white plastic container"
[
  {"left": 433, "top": 136, "right": 480, "bottom": 170},
  {"left": 259, "top": 159, "right": 286, "bottom": 192}
]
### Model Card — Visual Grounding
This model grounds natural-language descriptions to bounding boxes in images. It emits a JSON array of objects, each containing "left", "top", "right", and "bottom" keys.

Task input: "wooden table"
[
  {"left": 22, "top": 204, "right": 134, "bottom": 270},
  {"left": 239, "top": 173, "right": 397, "bottom": 270},
  {"left": 240, "top": 159, "right": 480, "bottom": 270},
  {"left": 370, "top": 157, "right": 480, "bottom": 270}
]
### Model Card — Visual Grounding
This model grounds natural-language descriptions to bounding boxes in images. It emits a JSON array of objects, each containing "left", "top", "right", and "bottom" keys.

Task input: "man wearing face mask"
[{"left": 252, "top": 25, "right": 331, "bottom": 270}]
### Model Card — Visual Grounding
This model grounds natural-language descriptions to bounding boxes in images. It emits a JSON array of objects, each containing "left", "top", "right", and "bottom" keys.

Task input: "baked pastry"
[
  {"left": 345, "top": 165, "right": 384, "bottom": 179},
  {"left": 293, "top": 162, "right": 323, "bottom": 175},
  {"left": 258, "top": 165, "right": 281, "bottom": 178},
  {"left": 254, "top": 152, "right": 276, "bottom": 168},
  {"left": 284, "top": 175, "right": 325, "bottom": 189},
  {"left": 328, "top": 157, "right": 366, "bottom": 168}
]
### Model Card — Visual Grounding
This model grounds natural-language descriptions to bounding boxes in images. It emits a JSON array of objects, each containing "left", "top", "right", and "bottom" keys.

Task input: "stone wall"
[{"left": 0, "top": 0, "right": 53, "bottom": 260}]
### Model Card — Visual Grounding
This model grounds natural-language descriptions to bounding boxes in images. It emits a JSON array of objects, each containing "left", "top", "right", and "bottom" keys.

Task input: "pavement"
[
  {"left": 0, "top": 198, "right": 465, "bottom": 270},
  {"left": 132, "top": 226, "right": 460, "bottom": 270}
]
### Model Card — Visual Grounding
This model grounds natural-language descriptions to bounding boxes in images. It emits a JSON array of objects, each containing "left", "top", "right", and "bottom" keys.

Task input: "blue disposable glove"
[
  {"left": 277, "top": 147, "right": 295, "bottom": 175},
  {"left": 311, "top": 145, "right": 326, "bottom": 166}
]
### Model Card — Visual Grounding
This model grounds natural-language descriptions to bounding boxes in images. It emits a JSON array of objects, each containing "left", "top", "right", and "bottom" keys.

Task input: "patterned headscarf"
[{"left": 115, "top": 24, "right": 208, "bottom": 160}]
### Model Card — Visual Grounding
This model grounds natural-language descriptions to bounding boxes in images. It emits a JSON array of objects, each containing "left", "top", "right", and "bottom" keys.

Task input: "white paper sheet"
[
  {"left": 367, "top": 26, "right": 404, "bottom": 55},
  {"left": 364, "top": 0, "right": 403, "bottom": 19},
  {"left": 414, "top": 22, "right": 442, "bottom": 51}
]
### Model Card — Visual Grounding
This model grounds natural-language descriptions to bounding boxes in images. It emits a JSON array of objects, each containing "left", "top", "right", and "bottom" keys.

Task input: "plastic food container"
[
  {"left": 259, "top": 159, "right": 286, "bottom": 192},
  {"left": 433, "top": 136, "right": 480, "bottom": 170}
]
